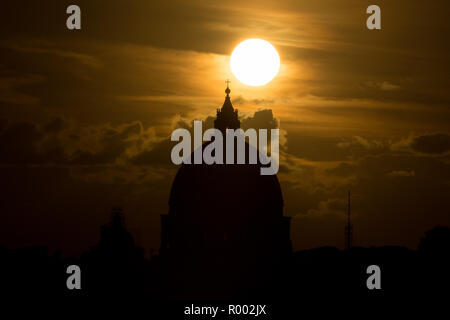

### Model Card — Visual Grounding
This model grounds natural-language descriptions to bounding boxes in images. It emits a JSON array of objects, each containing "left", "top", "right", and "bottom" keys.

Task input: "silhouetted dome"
[
  {"left": 161, "top": 84, "right": 290, "bottom": 257},
  {"left": 160, "top": 85, "right": 291, "bottom": 299},
  {"left": 169, "top": 142, "right": 283, "bottom": 224}
]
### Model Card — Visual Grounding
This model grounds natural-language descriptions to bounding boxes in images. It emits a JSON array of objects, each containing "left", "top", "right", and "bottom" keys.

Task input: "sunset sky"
[{"left": 1, "top": 0, "right": 449, "bottom": 256}]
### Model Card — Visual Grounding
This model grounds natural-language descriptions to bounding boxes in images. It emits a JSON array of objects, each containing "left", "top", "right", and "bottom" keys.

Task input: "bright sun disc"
[{"left": 230, "top": 39, "right": 280, "bottom": 86}]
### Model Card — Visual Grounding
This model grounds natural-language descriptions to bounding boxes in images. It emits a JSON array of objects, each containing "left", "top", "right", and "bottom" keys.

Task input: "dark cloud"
[
  {"left": 0, "top": 108, "right": 281, "bottom": 168},
  {"left": 326, "top": 162, "right": 357, "bottom": 177},
  {"left": 411, "top": 133, "right": 450, "bottom": 154},
  {"left": 0, "top": 119, "right": 160, "bottom": 166},
  {"left": 233, "top": 96, "right": 275, "bottom": 107},
  {"left": 131, "top": 139, "right": 176, "bottom": 167},
  {"left": 0, "top": 121, "right": 43, "bottom": 164},
  {"left": 241, "top": 109, "right": 278, "bottom": 130},
  {"left": 286, "top": 135, "right": 348, "bottom": 161},
  {"left": 43, "top": 117, "right": 64, "bottom": 133}
]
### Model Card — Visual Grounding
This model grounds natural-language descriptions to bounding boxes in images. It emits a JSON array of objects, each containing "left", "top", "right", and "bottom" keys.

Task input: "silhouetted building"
[
  {"left": 97, "top": 207, "right": 136, "bottom": 253},
  {"left": 160, "top": 84, "right": 291, "bottom": 298},
  {"left": 418, "top": 226, "right": 450, "bottom": 256},
  {"left": 83, "top": 208, "right": 148, "bottom": 293}
]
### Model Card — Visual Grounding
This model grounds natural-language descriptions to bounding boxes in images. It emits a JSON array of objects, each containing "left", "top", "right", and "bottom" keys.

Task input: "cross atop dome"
[{"left": 225, "top": 79, "right": 231, "bottom": 97}]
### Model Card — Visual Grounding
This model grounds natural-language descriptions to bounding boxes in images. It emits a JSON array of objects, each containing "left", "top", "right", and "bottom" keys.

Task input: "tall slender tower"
[{"left": 345, "top": 190, "right": 353, "bottom": 249}]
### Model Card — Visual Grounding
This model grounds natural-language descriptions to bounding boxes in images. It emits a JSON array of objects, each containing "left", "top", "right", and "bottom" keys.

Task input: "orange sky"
[{"left": 0, "top": 0, "right": 449, "bottom": 255}]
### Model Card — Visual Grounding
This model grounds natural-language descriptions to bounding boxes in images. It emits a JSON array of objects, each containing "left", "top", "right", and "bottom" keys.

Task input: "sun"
[{"left": 230, "top": 39, "right": 280, "bottom": 86}]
